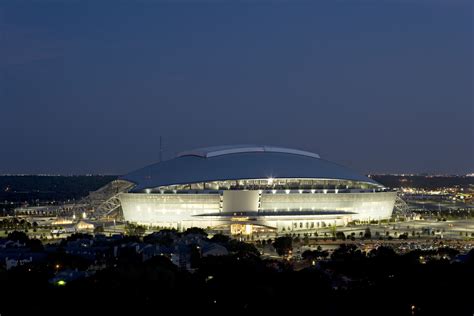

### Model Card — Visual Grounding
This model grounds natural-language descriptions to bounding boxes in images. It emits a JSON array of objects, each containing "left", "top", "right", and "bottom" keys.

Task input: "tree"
[
  {"left": 318, "top": 250, "right": 329, "bottom": 259},
  {"left": 398, "top": 233, "right": 408, "bottom": 240},
  {"left": 183, "top": 227, "right": 208, "bottom": 237},
  {"left": 368, "top": 245, "right": 396, "bottom": 260},
  {"left": 11, "top": 218, "right": 19, "bottom": 227},
  {"left": 7, "top": 231, "right": 29, "bottom": 244},
  {"left": 143, "top": 230, "right": 177, "bottom": 246},
  {"left": 335, "top": 231, "right": 346, "bottom": 240},
  {"left": 227, "top": 240, "right": 260, "bottom": 258},
  {"left": 302, "top": 250, "right": 316, "bottom": 260},
  {"left": 210, "top": 233, "right": 230, "bottom": 244},
  {"left": 190, "top": 244, "right": 202, "bottom": 268},
  {"left": 63, "top": 233, "right": 93, "bottom": 242},
  {"left": 27, "top": 238, "right": 44, "bottom": 252},
  {"left": 364, "top": 227, "right": 372, "bottom": 239},
  {"left": 331, "top": 244, "right": 365, "bottom": 262},
  {"left": 125, "top": 223, "right": 146, "bottom": 236},
  {"left": 273, "top": 236, "right": 293, "bottom": 256}
]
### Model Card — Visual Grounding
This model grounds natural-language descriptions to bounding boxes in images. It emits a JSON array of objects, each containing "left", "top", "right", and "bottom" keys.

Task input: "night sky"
[{"left": 1, "top": 0, "right": 472, "bottom": 175}]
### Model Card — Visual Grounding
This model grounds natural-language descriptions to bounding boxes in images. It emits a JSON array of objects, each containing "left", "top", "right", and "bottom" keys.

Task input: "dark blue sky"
[{"left": 0, "top": 0, "right": 472, "bottom": 175}]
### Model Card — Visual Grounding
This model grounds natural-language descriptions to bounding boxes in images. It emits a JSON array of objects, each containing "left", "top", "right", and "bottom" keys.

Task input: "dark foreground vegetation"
[{"left": 0, "top": 230, "right": 473, "bottom": 316}]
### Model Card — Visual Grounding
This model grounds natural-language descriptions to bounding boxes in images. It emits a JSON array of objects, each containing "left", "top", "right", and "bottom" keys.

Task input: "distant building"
[
  {"left": 52, "top": 218, "right": 74, "bottom": 225},
  {"left": 15, "top": 204, "right": 88, "bottom": 216},
  {"left": 6, "top": 256, "right": 33, "bottom": 270},
  {"left": 201, "top": 243, "right": 228, "bottom": 257},
  {"left": 75, "top": 220, "right": 95, "bottom": 231},
  {"left": 4, "top": 253, "right": 46, "bottom": 270}
]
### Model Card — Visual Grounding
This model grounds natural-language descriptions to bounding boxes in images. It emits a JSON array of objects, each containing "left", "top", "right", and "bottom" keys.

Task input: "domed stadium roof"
[{"left": 121, "top": 145, "right": 381, "bottom": 191}]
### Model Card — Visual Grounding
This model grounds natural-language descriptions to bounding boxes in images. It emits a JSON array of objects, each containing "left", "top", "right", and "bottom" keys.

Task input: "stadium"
[{"left": 118, "top": 145, "right": 396, "bottom": 235}]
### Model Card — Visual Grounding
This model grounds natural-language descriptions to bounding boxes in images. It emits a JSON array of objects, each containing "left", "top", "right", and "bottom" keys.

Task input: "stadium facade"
[{"left": 119, "top": 145, "right": 396, "bottom": 235}]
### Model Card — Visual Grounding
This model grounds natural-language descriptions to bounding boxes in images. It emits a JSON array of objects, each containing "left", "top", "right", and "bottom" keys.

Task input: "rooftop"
[
  {"left": 122, "top": 145, "right": 379, "bottom": 191},
  {"left": 177, "top": 145, "right": 320, "bottom": 159}
]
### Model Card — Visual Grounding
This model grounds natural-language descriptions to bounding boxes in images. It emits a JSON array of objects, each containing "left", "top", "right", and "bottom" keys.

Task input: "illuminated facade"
[{"left": 119, "top": 145, "right": 396, "bottom": 234}]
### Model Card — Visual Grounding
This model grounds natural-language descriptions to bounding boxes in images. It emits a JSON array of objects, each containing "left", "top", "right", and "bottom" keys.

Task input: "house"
[{"left": 201, "top": 243, "right": 228, "bottom": 257}]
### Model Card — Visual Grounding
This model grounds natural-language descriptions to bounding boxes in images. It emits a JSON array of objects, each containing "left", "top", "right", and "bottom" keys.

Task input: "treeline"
[
  {"left": 0, "top": 175, "right": 117, "bottom": 202},
  {"left": 371, "top": 175, "right": 473, "bottom": 189}
]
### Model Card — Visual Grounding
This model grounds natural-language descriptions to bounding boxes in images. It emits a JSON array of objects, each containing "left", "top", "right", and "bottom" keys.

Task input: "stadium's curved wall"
[{"left": 119, "top": 145, "right": 396, "bottom": 234}]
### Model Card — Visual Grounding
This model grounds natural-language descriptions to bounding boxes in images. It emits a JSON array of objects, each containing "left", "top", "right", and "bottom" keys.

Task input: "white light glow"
[{"left": 245, "top": 225, "right": 252, "bottom": 234}]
